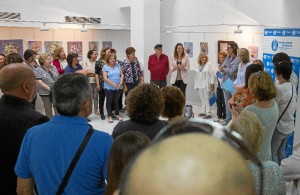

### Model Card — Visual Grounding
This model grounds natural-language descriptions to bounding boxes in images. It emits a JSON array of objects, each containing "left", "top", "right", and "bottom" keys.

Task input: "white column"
[{"left": 130, "top": 0, "right": 160, "bottom": 82}]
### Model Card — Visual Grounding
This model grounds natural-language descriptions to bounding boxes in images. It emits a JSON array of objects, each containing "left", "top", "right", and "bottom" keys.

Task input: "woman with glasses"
[
  {"left": 218, "top": 42, "right": 240, "bottom": 125},
  {"left": 64, "top": 52, "right": 84, "bottom": 74},
  {"left": 35, "top": 54, "right": 59, "bottom": 118},
  {"left": 229, "top": 111, "right": 286, "bottom": 195}
]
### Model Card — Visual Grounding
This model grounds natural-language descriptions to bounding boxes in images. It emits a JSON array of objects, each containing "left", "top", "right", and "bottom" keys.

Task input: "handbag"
[
  {"left": 122, "top": 84, "right": 128, "bottom": 93},
  {"left": 56, "top": 126, "right": 94, "bottom": 195},
  {"left": 209, "top": 92, "right": 216, "bottom": 107}
]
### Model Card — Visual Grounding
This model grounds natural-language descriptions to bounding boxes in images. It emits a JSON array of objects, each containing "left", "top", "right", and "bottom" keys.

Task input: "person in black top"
[{"left": 0, "top": 63, "right": 49, "bottom": 194}]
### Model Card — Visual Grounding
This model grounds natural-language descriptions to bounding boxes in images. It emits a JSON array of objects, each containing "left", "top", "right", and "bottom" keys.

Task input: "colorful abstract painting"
[
  {"left": 44, "top": 41, "right": 62, "bottom": 55},
  {"left": 89, "top": 41, "right": 99, "bottom": 52},
  {"left": 67, "top": 41, "right": 83, "bottom": 60},
  {"left": 28, "top": 41, "right": 42, "bottom": 54},
  {"left": 184, "top": 42, "right": 193, "bottom": 57},
  {"left": 0, "top": 39, "right": 23, "bottom": 56}
]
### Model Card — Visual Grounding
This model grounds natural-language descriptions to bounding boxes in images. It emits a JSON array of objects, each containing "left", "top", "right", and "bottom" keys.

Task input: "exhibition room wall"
[{"left": 0, "top": 27, "right": 131, "bottom": 61}]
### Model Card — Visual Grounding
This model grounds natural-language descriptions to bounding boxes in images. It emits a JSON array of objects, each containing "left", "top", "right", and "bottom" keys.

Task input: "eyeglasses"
[{"left": 153, "top": 118, "right": 264, "bottom": 195}]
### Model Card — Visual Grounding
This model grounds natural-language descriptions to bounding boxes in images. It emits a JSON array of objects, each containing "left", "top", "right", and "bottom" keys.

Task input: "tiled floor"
[{"left": 35, "top": 95, "right": 219, "bottom": 135}]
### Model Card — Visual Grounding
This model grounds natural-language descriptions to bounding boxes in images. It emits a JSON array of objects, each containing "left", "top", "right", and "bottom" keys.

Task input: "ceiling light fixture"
[
  {"left": 234, "top": 25, "right": 242, "bottom": 34},
  {"left": 40, "top": 22, "right": 49, "bottom": 31},
  {"left": 80, "top": 24, "right": 87, "bottom": 32}
]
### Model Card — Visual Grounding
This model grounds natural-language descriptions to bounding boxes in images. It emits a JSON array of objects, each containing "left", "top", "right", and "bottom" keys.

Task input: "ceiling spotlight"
[
  {"left": 40, "top": 22, "right": 49, "bottom": 31},
  {"left": 234, "top": 25, "right": 242, "bottom": 34},
  {"left": 80, "top": 24, "right": 87, "bottom": 32}
]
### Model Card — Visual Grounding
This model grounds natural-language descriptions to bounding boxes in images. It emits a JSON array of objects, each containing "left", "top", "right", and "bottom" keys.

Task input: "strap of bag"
[
  {"left": 56, "top": 126, "right": 94, "bottom": 195},
  {"left": 277, "top": 83, "right": 294, "bottom": 124}
]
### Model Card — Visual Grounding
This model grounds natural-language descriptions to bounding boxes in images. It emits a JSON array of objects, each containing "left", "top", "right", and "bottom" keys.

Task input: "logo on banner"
[
  {"left": 272, "top": 39, "right": 279, "bottom": 51},
  {"left": 292, "top": 30, "right": 296, "bottom": 36}
]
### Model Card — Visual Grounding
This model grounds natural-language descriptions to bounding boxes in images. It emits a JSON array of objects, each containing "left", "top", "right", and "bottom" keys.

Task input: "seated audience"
[
  {"left": 105, "top": 131, "right": 150, "bottom": 195},
  {"left": 242, "top": 71, "right": 278, "bottom": 161},
  {"left": 15, "top": 73, "right": 113, "bottom": 194},
  {"left": 229, "top": 111, "right": 286, "bottom": 195},
  {"left": 36, "top": 53, "right": 59, "bottom": 118},
  {"left": 271, "top": 60, "right": 297, "bottom": 165},
  {"left": 161, "top": 86, "right": 185, "bottom": 124},
  {"left": 280, "top": 143, "right": 300, "bottom": 195},
  {"left": 0, "top": 64, "right": 49, "bottom": 194},
  {"left": 112, "top": 83, "right": 168, "bottom": 140},
  {"left": 116, "top": 133, "right": 255, "bottom": 195}
]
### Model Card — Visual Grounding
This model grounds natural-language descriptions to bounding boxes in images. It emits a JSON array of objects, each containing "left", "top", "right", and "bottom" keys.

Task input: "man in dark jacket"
[{"left": 0, "top": 63, "right": 49, "bottom": 194}]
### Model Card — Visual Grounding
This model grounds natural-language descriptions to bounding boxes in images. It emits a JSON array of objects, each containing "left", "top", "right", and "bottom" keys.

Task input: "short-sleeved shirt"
[
  {"left": 34, "top": 65, "right": 59, "bottom": 95},
  {"left": 15, "top": 116, "right": 113, "bottom": 194},
  {"left": 102, "top": 64, "right": 122, "bottom": 90},
  {"left": 64, "top": 64, "right": 83, "bottom": 74}
]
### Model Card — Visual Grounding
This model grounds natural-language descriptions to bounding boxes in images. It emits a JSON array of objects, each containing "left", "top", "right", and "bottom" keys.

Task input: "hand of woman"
[
  {"left": 96, "top": 84, "right": 101, "bottom": 91},
  {"left": 210, "top": 84, "right": 214, "bottom": 92}
]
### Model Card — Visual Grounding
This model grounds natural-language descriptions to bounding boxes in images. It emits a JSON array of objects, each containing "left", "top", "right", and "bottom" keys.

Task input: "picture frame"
[{"left": 217, "top": 40, "right": 233, "bottom": 63}]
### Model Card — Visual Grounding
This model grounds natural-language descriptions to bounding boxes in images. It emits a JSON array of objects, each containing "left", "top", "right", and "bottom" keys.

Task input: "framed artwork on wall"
[
  {"left": 184, "top": 42, "right": 193, "bottom": 57},
  {"left": 89, "top": 41, "right": 99, "bottom": 52},
  {"left": 248, "top": 46, "right": 258, "bottom": 61},
  {"left": 67, "top": 41, "right": 83, "bottom": 60},
  {"left": 102, "top": 41, "right": 112, "bottom": 49},
  {"left": 44, "top": 41, "right": 62, "bottom": 55},
  {"left": 217, "top": 40, "right": 233, "bottom": 63},
  {"left": 28, "top": 41, "right": 42, "bottom": 54},
  {"left": 0, "top": 39, "right": 23, "bottom": 56},
  {"left": 200, "top": 42, "right": 208, "bottom": 55}
]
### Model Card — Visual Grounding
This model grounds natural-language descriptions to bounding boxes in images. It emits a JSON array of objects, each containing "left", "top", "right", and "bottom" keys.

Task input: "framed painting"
[
  {"left": 28, "top": 41, "right": 42, "bottom": 54},
  {"left": 67, "top": 41, "right": 83, "bottom": 60},
  {"left": 217, "top": 40, "right": 233, "bottom": 63},
  {"left": 0, "top": 39, "right": 23, "bottom": 56},
  {"left": 89, "top": 41, "right": 99, "bottom": 52},
  {"left": 184, "top": 42, "right": 193, "bottom": 57}
]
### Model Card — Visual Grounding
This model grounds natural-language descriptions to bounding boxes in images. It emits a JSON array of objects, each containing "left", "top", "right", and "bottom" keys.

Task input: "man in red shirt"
[{"left": 148, "top": 44, "right": 169, "bottom": 88}]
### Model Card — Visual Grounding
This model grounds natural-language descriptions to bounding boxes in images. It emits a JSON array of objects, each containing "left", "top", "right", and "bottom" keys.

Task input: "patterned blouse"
[
  {"left": 95, "top": 59, "right": 105, "bottom": 87},
  {"left": 121, "top": 58, "right": 143, "bottom": 84}
]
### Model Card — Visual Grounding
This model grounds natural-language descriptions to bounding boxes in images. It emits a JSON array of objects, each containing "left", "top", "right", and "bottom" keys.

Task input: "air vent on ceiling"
[
  {"left": 64, "top": 16, "right": 101, "bottom": 24},
  {"left": 0, "top": 12, "right": 21, "bottom": 20}
]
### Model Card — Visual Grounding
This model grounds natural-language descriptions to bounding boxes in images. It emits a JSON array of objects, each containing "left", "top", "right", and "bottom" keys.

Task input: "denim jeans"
[
  {"left": 271, "top": 128, "right": 288, "bottom": 165},
  {"left": 223, "top": 89, "right": 232, "bottom": 124}
]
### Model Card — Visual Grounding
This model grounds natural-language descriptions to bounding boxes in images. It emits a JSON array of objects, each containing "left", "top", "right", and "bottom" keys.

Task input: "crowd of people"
[{"left": 0, "top": 41, "right": 299, "bottom": 195}]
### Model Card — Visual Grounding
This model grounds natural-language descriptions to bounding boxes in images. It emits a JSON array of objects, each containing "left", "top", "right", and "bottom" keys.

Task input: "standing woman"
[
  {"left": 102, "top": 54, "right": 124, "bottom": 123},
  {"left": 52, "top": 46, "right": 67, "bottom": 75},
  {"left": 36, "top": 54, "right": 59, "bottom": 118},
  {"left": 82, "top": 50, "right": 99, "bottom": 115},
  {"left": 95, "top": 47, "right": 111, "bottom": 120},
  {"left": 234, "top": 48, "right": 251, "bottom": 88},
  {"left": 214, "top": 51, "right": 227, "bottom": 123},
  {"left": 219, "top": 41, "right": 240, "bottom": 125},
  {"left": 194, "top": 53, "right": 215, "bottom": 119},
  {"left": 170, "top": 43, "right": 190, "bottom": 96},
  {"left": 64, "top": 52, "right": 83, "bottom": 74}
]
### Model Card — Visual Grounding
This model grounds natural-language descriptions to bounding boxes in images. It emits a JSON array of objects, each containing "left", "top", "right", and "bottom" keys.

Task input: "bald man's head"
[
  {"left": 0, "top": 63, "right": 36, "bottom": 101},
  {"left": 119, "top": 134, "right": 255, "bottom": 195}
]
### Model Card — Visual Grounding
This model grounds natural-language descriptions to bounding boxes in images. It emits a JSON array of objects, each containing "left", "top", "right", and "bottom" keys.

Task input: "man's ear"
[
  {"left": 80, "top": 98, "right": 92, "bottom": 117},
  {"left": 22, "top": 81, "right": 30, "bottom": 94}
]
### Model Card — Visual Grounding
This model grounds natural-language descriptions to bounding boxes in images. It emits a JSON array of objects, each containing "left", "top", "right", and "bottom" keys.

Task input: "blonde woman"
[
  {"left": 229, "top": 111, "right": 286, "bottom": 195},
  {"left": 194, "top": 53, "right": 215, "bottom": 119},
  {"left": 170, "top": 43, "right": 190, "bottom": 96},
  {"left": 52, "top": 46, "right": 67, "bottom": 75},
  {"left": 234, "top": 48, "right": 251, "bottom": 88},
  {"left": 36, "top": 54, "right": 59, "bottom": 118}
]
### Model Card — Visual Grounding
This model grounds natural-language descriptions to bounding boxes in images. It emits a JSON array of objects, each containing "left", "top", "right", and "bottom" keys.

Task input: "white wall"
[{"left": 0, "top": 27, "right": 130, "bottom": 61}]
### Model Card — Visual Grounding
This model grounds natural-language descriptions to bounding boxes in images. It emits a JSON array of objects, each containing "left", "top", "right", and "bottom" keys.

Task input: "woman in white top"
[
  {"left": 234, "top": 48, "right": 251, "bottom": 88},
  {"left": 170, "top": 43, "right": 190, "bottom": 96},
  {"left": 82, "top": 49, "right": 99, "bottom": 115},
  {"left": 271, "top": 60, "right": 297, "bottom": 165},
  {"left": 194, "top": 53, "right": 215, "bottom": 119}
]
